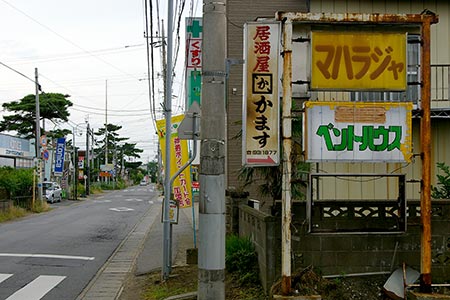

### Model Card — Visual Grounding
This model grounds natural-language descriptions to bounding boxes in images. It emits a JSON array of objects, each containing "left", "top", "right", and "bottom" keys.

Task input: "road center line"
[
  {"left": 0, "top": 253, "right": 95, "bottom": 261},
  {"left": 5, "top": 275, "right": 66, "bottom": 300}
]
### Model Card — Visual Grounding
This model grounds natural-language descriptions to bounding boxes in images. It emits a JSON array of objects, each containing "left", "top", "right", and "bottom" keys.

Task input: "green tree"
[
  {"left": 93, "top": 123, "right": 144, "bottom": 178},
  {"left": 432, "top": 162, "right": 450, "bottom": 199},
  {"left": 0, "top": 93, "right": 73, "bottom": 138}
]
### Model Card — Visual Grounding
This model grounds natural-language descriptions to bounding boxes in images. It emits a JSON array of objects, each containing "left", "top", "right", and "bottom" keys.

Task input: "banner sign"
[
  {"left": 243, "top": 21, "right": 281, "bottom": 166},
  {"left": 305, "top": 101, "right": 412, "bottom": 162},
  {"left": 311, "top": 32, "right": 407, "bottom": 91},
  {"left": 54, "top": 137, "right": 66, "bottom": 174},
  {"left": 185, "top": 17, "right": 202, "bottom": 108},
  {"left": 156, "top": 115, "right": 193, "bottom": 208}
]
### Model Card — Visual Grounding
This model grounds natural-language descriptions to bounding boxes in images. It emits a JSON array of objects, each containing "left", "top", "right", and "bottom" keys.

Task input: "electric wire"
[
  {"left": 144, "top": 0, "right": 157, "bottom": 133},
  {"left": 7, "top": 45, "right": 145, "bottom": 65},
  {"left": 0, "top": 0, "right": 140, "bottom": 81}
]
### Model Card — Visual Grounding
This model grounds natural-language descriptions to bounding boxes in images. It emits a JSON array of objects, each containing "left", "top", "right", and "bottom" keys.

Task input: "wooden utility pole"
[{"left": 198, "top": 0, "right": 227, "bottom": 298}]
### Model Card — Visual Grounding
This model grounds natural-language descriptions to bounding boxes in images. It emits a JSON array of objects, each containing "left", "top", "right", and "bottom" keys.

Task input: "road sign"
[
  {"left": 178, "top": 101, "right": 200, "bottom": 140},
  {"left": 40, "top": 135, "right": 47, "bottom": 147},
  {"left": 42, "top": 150, "right": 49, "bottom": 160}
]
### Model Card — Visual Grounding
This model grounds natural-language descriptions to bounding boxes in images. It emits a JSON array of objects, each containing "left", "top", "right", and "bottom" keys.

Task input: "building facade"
[
  {"left": 0, "top": 133, "right": 34, "bottom": 168},
  {"left": 226, "top": 1, "right": 450, "bottom": 209}
]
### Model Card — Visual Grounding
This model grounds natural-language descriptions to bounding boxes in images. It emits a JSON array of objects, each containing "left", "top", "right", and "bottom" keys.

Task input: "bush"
[
  {"left": 225, "top": 234, "right": 260, "bottom": 285},
  {"left": 432, "top": 162, "right": 450, "bottom": 199},
  {"left": 0, "top": 167, "right": 33, "bottom": 198}
]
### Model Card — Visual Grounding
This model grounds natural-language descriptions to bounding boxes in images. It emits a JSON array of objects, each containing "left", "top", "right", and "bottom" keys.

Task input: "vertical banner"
[
  {"left": 78, "top": 156, "right": 84, "bottom": 180},
  {"left": 185, "top": 17, "right": 202, "bottom": 108},
  {"left": 243, "top": 22, "right": 280, "bottom": 166},
  {"left": 54, "top": 137, "right": 66, "bottom": 175},
  {"left": 156, "top": 115, "right": 193, "bottom": 208}
]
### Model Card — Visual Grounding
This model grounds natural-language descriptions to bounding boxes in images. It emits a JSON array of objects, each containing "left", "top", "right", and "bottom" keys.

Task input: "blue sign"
[{"left": 54, "top": 137, "right": 66, "bottom": 174}]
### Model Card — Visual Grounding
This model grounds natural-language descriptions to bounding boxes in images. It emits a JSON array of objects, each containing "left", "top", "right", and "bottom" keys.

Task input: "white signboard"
[
  {"left": 305, "top": 101, "right": 412, "bottom": 162},
  {"left": 243, "top": 21, "right": 281, "bottom": 166}
]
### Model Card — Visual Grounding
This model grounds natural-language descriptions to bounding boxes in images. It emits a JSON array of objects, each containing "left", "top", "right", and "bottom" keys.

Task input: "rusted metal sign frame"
[{"left": 276, "top": 12, "right": 439, "bottom": 295}]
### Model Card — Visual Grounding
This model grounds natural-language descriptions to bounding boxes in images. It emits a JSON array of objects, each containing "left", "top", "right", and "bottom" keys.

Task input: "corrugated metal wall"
[
  {"left": 310, "top": 0, "right": 450, "bottom": 63},
  {"left": 226, "top": 0, "right": 450, "bottom": 205}
]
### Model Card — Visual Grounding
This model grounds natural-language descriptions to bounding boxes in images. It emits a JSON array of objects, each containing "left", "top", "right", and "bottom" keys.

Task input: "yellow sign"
[
  {"left": 311, "top": 32, "right": 407, "bottom": 90},
  {"left": 156, "top": 115, "right": 193, "bottom": 208}
]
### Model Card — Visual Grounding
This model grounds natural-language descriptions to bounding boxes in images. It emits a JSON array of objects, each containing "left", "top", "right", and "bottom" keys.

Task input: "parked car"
[
  {"left": 139, "top": 179, "right": 148, "bottom": 186},
  {"left": 43, "top": 181, "right": 62, "bottom": 203}
]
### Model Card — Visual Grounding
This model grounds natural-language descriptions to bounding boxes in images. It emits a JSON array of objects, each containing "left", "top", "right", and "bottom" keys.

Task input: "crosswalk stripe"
[
  {"left": 5, "top": 275, "right": 66, "bottom": 300},
  {"left": 0, "top": 273, "right": 13, "bottom": 283}
]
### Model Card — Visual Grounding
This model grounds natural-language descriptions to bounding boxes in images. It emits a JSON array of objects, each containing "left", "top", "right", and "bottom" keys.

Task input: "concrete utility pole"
[
  {"left": 162, "top": 2, "right": 174, "bottom": 280},
  {"left": 85, "top": 119, "right": 90, "bottom": 195},
  {"left": 35, "top": 68, "right": 43, "bottom": 203},
  {"left": 198, "top": 0, "right": 226, "bottom": 299}
]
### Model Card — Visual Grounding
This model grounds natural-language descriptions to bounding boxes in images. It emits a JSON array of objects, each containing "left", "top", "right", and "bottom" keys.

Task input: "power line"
[
  {"left": 7, "top": 45, "right": 145, "bottom": 65},
  {"left": 70, "top": 106, "right": 151, "bottom": 117},
  {"left": 1, "top": 0, "right": 140, "bottom": 80},
  {"left": 0, "top": 61, "right": 39, "bottom": 88}
]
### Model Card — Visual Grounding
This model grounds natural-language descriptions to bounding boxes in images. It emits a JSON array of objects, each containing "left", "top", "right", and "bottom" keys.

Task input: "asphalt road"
[{"left": 0, "top": 184, "right": 158, "bottom": 300}]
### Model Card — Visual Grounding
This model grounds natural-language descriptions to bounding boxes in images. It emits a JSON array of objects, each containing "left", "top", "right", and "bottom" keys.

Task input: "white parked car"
[
  {"left": 43, "top": 181, "right": 62, "bottom": 203},
  {"left": 139, "top": 179, "right": 148, "bottom": 186}
]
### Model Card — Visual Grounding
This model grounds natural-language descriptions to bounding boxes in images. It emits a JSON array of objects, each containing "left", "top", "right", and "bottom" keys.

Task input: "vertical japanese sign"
[
  {"left": 156, "top": 115, "right": 193, "bottom": 208},
  {"left": 305, "top": 101, "right": 412, "bottom": 162},
  {"left": 311, "top": 32, "right": 407, "bottom": 90},
  {"left": 54, "top": 137, "right": 66, "bottom": 175},
  {"left": 185, "top": 17, "right": 202, "bottom": 108},
  {"left": 243, "top": 22, "right": 280, "bottom": 166},
  {"left": 78, "top": 156, "right": 84, "bottom": 179}
]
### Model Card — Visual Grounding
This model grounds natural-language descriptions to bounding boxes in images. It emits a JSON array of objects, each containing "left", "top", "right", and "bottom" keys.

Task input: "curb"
[{"left": 76, "top": 199, "right": 159, "bottom": 300}]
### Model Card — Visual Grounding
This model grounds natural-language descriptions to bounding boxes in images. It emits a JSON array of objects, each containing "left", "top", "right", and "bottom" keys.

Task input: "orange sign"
[{"left": 311, "top": 32, "right": 407, "bottom": 91}]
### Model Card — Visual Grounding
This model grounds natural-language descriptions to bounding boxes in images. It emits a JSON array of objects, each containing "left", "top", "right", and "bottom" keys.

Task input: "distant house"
[{"left": 0, "top": 133, "right": 35, "bottom": 168}]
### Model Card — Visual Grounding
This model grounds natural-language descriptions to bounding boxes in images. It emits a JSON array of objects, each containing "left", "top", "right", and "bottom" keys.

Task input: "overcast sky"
[{"left": 0, "top": 0, "right": 201, "bottom": 162}]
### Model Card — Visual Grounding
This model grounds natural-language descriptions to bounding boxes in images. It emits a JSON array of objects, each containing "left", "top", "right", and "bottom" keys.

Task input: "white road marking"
[
  {"left": 109, "top": 207, "right": 134, "bottom": 212},
  {"left": 0, "top": 273, "right": 13, "bottom": 283},
  {"left": 125, "top": 198, "right": 143, "bottom": 202},
  {"left": 149, "top": 200, "right": 154, "bottom": 204},
  {"left": 0, "top": 253, "right": 95, "bottom": 261},
  {"left": 5, "top": 275, "right": 66, "bottom": 300},
  {"left": 94, "top": 199, "right": 112, "bottom": 203}
]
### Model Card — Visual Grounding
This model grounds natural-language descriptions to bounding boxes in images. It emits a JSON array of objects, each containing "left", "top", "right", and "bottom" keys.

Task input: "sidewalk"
[
  {"left": 77, "top": 193, "right": 198, "bottom": 300},
  {"left": 135, "top": 201, "right": 197, "bottom": 275}
]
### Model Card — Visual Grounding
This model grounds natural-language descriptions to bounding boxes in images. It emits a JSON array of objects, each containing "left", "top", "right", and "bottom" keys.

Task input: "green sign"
[{"left": 188, "top": 70, "right": 201, "bottom": 107}]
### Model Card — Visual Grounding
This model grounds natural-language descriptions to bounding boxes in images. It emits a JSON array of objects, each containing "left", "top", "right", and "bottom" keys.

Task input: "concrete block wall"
[
  {"left": 238, "top": 204, "right": 280, "bottom": 294},
  {"left": 232, "top": 195, "right": 450, "bottom": 294}
]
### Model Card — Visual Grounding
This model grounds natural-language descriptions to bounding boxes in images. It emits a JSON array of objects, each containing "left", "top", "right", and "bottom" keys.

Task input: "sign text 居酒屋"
[
  {"left": 243, "top": 22, "right": 280, "bottom": 166},
  {"left": 311, "top": 32, "right": 407, "bottom": 91}
]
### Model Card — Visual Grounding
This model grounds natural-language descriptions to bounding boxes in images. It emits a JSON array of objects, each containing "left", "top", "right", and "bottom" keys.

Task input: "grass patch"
[
  {"left": 0, "top": 206, "right": 29, "bottom": 222},
  {"left": 141, "top": 266, "right": 197, "bottom": 300},
  {"left": 31, "top": 201, "right": 50, "bottom": 213}
]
